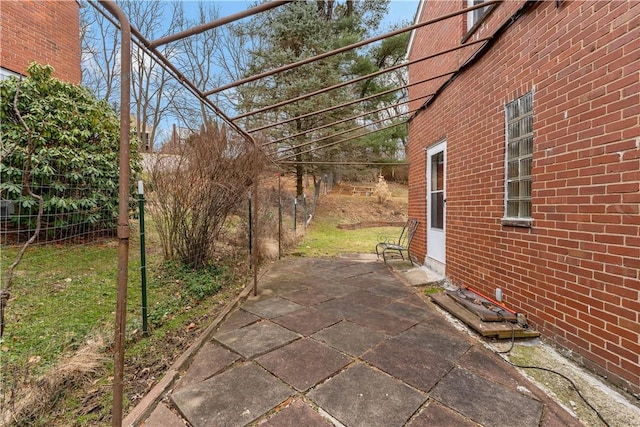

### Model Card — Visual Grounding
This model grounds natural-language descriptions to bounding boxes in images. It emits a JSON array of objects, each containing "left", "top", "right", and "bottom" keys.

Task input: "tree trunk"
[
  {"left": 311, "top": 174, "right": 322, "bottom": 216},
  {"left": 295, "top": 118, "right": 305, "bottom": 196},
  {"left": 295, "top": 156, "right": 304, "bottom": 196}
]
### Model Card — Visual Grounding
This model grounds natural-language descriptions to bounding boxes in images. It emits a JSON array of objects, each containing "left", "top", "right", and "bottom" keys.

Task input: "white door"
[{"left": 427, "top": 141, "right": 446, "bottom": 264}]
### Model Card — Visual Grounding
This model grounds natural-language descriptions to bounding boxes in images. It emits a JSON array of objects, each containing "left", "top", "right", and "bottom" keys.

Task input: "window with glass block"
[{"left": 505, "top": 92, "right": 533, "bottom": 219}]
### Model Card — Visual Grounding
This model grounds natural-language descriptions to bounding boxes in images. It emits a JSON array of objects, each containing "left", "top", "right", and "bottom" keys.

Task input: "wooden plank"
[
  {"left": 430, "top": 293, "right": 540, "bottom": 339},
  {"left": 446, "top": 289, "right": 517, "bottom": 322}
]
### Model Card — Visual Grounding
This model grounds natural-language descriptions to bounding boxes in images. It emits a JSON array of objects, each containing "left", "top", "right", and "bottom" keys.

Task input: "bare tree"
[
  {"left": 124, "top": 0, "right": 181, "bottom": 153},
  {"left": 81, "top": 0, "right": 181, "bottom": 152},
  {"left": 170, "top": 1, "right": 230, "bottom": 129},
  {"left": 148, "top": 122, "right": 264, "bottom": 268},
  {"left": 80, "top": 0, "right": 120, "bottom": 105}
]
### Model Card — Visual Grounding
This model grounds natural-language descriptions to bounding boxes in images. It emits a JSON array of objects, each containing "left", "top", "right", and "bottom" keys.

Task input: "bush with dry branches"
[
  {"left": 373, "top": 174, "right": 392, "bottom": 204},
  {"left": 148, "top": 122, "right": 264, "bottom": 268}
]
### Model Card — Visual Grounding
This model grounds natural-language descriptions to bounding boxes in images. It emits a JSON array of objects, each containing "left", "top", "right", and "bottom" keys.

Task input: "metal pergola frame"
[{"left": 92, "top": 1, "right": 501, "bottom": 424}]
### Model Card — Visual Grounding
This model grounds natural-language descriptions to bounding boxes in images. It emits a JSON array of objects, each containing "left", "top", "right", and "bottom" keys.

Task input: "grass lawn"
[
  {"left": 0, "top": 182, "right": 409, "bottom": 425},
  {"left": 297, "top": 217, "right": 403, "bottom": 257},
  {"left": 296, "top": 183, "right": 408, "bottom": 257},
  {"left": 1, "top": 244, "right": 130, "bottom": 360},
  {"left": 0, "top": 221, "right": 247, "bottom": 426}
]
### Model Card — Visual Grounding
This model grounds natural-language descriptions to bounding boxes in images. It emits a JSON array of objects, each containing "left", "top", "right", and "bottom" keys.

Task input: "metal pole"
[
  {"left": 247, "top": 72, "right": 453, "bottom": 133},
  {"left": 149, "top": 1, "right": 292, "bottom": 48},
  {"left": 232, "top": 38, "right": 489, "bottom": 121},
  {"left": 248, "top": 191, "right": 252, "bottom": 269},
  {"left": 262, "top": 92, "right": 433, "bottom": 146},
  {"left": 206, "top": 0, "right": 500, "bottom": 96},
  {"left": 252, "top": 179, "right": 259, "bottom": 296},
  {"left": 278, "top": 121, "right": 405, "bottom": 161},
  {"left": 266, "top": 109, "right": 414, "bottom": 156},
  {"left": 87, "top": 0, "right": 261, "bottom": 152},
  {"left": 138, "top": 181, "right": 148, "bottom": 335},
  {"left": 278, "top": 174, "right": 282, "bottom": 260},
  {"left": 293, "top": 197, "right": 297, "bottom": 234},
  {"left": 97, "top": 2, "right": 130, "bottom": 426}
]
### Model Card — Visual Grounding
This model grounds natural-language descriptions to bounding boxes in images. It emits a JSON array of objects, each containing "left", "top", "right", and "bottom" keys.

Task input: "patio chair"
[{"left": 375, "top": 218, "right": 419, "bottom": 264}]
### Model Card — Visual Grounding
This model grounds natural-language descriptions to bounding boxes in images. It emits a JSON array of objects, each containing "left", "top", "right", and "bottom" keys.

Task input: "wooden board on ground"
[
  {"left": 430, "top": 293, "right": 540, "bottom": 339},
  {"left": 445, "top": 289, "right": 518, "bottom": 322}
]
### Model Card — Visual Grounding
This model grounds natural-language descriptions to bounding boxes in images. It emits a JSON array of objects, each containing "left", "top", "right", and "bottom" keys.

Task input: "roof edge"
[{"left": 405, "top": 0, "right": 426, "bottom": 61}]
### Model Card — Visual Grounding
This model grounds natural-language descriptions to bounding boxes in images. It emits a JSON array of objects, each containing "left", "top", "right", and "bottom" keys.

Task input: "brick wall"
[
  {"left": 408, "top": 0, "right": 640, "bottom": 395},
  {"left": 1, "top": 0, "right": 81, "bottom": 83}
]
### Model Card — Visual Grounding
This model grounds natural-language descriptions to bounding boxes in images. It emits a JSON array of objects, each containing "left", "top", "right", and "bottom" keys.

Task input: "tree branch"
[{"left": 2, "top": 80, "right": 45, "bottom": 338}]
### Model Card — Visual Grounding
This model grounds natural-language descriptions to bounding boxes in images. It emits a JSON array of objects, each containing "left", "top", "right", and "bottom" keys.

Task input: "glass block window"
[{"left": 505, "top": 92, "right": 533, "bottom": 219}]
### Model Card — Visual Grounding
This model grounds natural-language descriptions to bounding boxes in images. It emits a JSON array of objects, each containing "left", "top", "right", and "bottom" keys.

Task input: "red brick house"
[
  {"left": 0, "top": 0, "right": 81, "bottom": 83},
  {"left": 407, "top": 0, "right": 639, "bottom": 395}
]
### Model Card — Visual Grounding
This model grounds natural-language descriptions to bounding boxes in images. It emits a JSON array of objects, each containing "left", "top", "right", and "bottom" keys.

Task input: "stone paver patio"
[{"left": 132, "top": 257, "right": 582, "bottom": 427}]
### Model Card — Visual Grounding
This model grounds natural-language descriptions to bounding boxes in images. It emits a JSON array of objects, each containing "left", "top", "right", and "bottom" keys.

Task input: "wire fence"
[
  {"left": 0, "top": 0, "right": 344, "bottom": 419},
  {"left": 0, "top": 152, "right": 331, "bottom": 423},
  {"left": 0, "top": 178, "right": 122, "bottom": 247},
  {"left": 0, "top": 167, "right": 124, "bottom": 422}
]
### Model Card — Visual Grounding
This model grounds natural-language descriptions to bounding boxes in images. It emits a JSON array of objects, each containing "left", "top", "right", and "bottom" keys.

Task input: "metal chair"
[{"left": 375, "top": 218, "right": 419, "bottom": 264}]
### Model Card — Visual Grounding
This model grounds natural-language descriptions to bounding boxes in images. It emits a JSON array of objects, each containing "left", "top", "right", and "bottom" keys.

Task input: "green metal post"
[
  {"left": 278, "top": 174, "right": 282, "bottom": 259},
  {"left": 137, "top": 181, "right": 148, "bottom": 335},
  {"left": 293, "top": 197, "right": 297, "bottom": 233}
]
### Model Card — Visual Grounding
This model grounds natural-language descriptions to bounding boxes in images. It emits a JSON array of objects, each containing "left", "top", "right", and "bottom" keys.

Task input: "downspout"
[
  {"left": 97, "top": 1, "right": 130, "bottom": 426},
  {"left": 408, "top": 0, "right": 538, "bottom": 123}
]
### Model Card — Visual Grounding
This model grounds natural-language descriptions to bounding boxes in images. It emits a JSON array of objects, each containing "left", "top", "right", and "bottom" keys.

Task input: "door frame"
[{"left": 426, "top": 140, "right": 446, "bottom": 267}]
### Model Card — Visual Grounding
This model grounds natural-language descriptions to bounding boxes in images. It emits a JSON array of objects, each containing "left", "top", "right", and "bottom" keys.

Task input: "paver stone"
[
  {"left": 171, "top": 363, "right": 293, "bottom": 427},
  {"left": 308, "top": 363, "right": 425, "bottom": 427}
]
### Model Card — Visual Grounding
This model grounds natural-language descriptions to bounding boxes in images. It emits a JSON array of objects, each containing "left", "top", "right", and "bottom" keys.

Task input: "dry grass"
[{"left": 2, "top": 336, "right": 107, "bottom": 425}]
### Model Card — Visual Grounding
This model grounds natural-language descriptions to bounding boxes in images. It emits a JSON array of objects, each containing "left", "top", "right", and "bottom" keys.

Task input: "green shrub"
[
  {"left": 0, "top": 63, "right": 141, "bottom": 239},
  {"left": 373, "top": 174, "right": 392, "bottom": 204},
  {"left": 148, "top": 261, "right": 225, "bottom": 327}
]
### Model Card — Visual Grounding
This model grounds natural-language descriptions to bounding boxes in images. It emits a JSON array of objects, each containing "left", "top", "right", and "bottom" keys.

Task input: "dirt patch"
[{"left": 315, "top": 182, "right": 408, "bottom": 224}]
